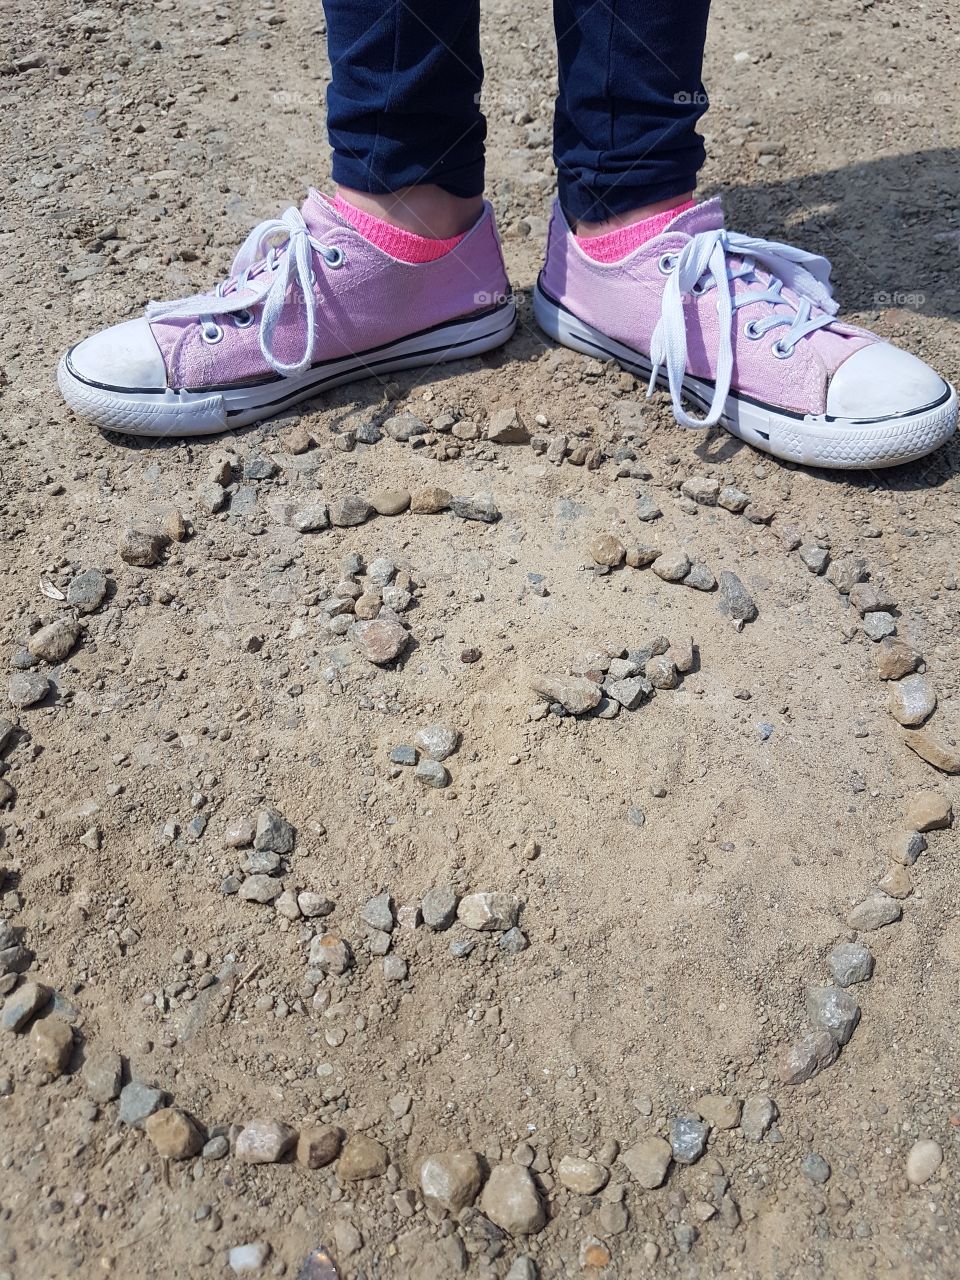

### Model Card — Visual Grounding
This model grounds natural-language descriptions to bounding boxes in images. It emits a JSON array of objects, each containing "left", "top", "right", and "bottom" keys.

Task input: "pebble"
[
  {"left": 776, "top": 1030, "right": 839, "bottom": 1086},
  {"left": 383, "top": 412, "right": 428, "bottom": 441},
  {"left": 308, "top": 935, "right": 353, "bottom": 975},
  {"left": 877, "top": 638, "right": 921, "bottom": 681},
  {"left": 862, "top": 611, "right": 896, "bottom": 641},
  {"left": 826, "top": 941, "right": 874, "bottom": 987},
  {"left": 589, "top": 533, "right": 625, "bottom": 567},
  {"left": 329, "top": 496, "right": 373, "bottom": 527},
  {"left": 696, "top": 1095, "right": 741, "bottom": 1130},
  {"left": 338, "top": 1134, "right": 389, "bottom": 1181},
  {"left": 680, "top": 476, "right": 719, "bottom": 505},
  {"left": 718, "top": 571, "right": 758, "bottom": 623},
  {"left": 480, "top": 1164, "right": 545, "bottom": 1234},
  {"left": 118, "top": 1080, "right": 164, "bottom": 1126},
  {"left": 361, "top": 893, "right": 394, "bottom": 932},
  {"left": 415, "top": 759, "right": 450, "bottom": 788},
  {"left": 890, "top": 830, "right": 927, "bottom": 866},
  {"left": 652, "top": 550, "right": 690, "bottom": 582},
  {"left": 292, "top": 505, "right": 329, "bottom": 533},
  {"left": 799, "top": 544, "right": 830, "bottom": 575},
  {"left": 391, "top": 744, "right": 417, "bottom": 766},
  {"left": 421, "top": 885, "right": 459, "bottom": 930},
  {"left": 457, "top": 892, "right": 519, "bottom": 931},
  {"left": 849, "top": 582, "right": 895, "bottom": 616},
  {"left": 905, "top": 1139, "right": 943, "bottom": 1186},
  {"left": 119, "top": 527, "right": 165, "bottom": 566},
  {"left": 557, "top": 1155, "right": 609, "bottom": 1194},
  {"left": 499, "top": 927, "right": 529, "bottom": 955},
  {"left": 846, "top": 892, "right": 902, "bottom": 931},
  {"left": 684, "top": 562, "right": 716, "bottom": 591},
  {"left": 802, "top": 1153, "right": 832, "bottom": 1184},
  {"left": 646, "top": 655, "right": 678, "bottom": 689},
  {"left": 806, "top": 985, "right": 861, "bottom": 1045},
  {"left": 621, "top": 1137, "right": 672, "bottom": 1188},
  {"left": 718, "top": 485, "right": 750, "bottom": 512},
  {"left": 351, "top": 619, "right": 409, "bottom": 665},
  {"left": 369, "top": 488, "right": 411, "bottom": 515},
  {"left": 670, "top": 1114, "right": 710, "bottom": 1164},
  {"left": 902, "top": 727, "right": 960, "bottom": 775},
  {"left": 83, "top": 1050, "right": 122, "bottom": 1102},
  {"left": 625, "top": 545, "right": 659, "bottom": 568},
  {"left": 29, "top": 1016, "right": 73, "bottom": 1074},
  {"left": 8, "top": 671, "right": 49, "bottom": 708},
  {"left": 604, "top": 677, "right": 650, "bottom": 710},
  {"left": 145, "top": 1107, "right": 204, "bottom": 1159},
  {"left": 530, "top": 674, "right": 602, "bottom": 716},
  {"left": 203, "top": 1135, "right": 230, "bottom": 1160},
  {"left": 419, "top": 1150, "right": 484, "bottom": 1212},
  {"left": 740, "top": 1095, "right": 777, "bottom": 1141},
  {"left": 878, "top": 864, "right": 912, "bottom": 898},
  {"left": 298, "top": 892, "right": 334, "bottom": 918},
  {"left": 239, "top": 874, "right": 282, "bottom": 904},
  {"left": 905, "top": 792, "right": 953, "bottom": 832},
  {"left": 635, "top": 494, "right": 662, "bottom": 522},
  {"left": 451, "top": 493, "right": 500, "bottom": 523},
  {"left": 414, "top": 724, "right": 460, "bottom": 760},
  {"left": 383, "top": 954, "right": 407, "bottom": 981},
  {"left": 888, "top": 675, "right": 937, "bottom": 727},
  {"left": 505, "top": 1258, "right": 538, "bottom": 1280},
  {"left": 244, "top": 456, "right": 278, "bottom": 480},
  {"left": 66, "top": 567, "right": 108, "bottom": 613},
  {"left": 228, "top": 1243, "right": 271, "bottom": 1274},
  {"left": 1, "top": 980, "right": 51, "bottom": 1031},
  {"left": 410, "top": 486, "right": 452, "bottom": 514},
  {"left": 297, "top": 1125, "right": 343, "bottom": 1169},
  {"left": 254, "top": 808, "right": 295, "bottom": 853},
  {"left": 236, "top": 1119, "right": 298, "bottom": 1163}
]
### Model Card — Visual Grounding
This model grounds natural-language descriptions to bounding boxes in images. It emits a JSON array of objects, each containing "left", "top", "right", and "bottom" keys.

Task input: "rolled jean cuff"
[
  {"left": 331, "top": 146, "right": 485, "bottom": 199},
  {"left": 558, "top": 156, "right": 706, "bottom": 224}
]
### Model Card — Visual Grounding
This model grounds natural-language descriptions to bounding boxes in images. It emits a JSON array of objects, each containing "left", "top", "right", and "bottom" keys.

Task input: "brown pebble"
[
  {"left": 369, "top": 488, "right": 411, "bottom": 516},
  {"left": 877, "top": 637, "right": 922, "bottom": 681},
  {"left": 29, "top": 1017, "right": 73, "bottom": 1075},
  {"left": 460, "top": 647, "right": 481, "bottom": 664},
  {"left": 902, "top": 730, "right": 960, "bottom": 776},
  {"left": 145, "top": 1107, "right": 204, "bottom": 1160},
  {"left": 410, "top": 486, "right": 451, "bottom": 514},
  {"left": 297, "top": 1125, "right": 344, "bottom": 1169},
  {"left": 589, "top": 533, "right": 625, "bottom": 567}
]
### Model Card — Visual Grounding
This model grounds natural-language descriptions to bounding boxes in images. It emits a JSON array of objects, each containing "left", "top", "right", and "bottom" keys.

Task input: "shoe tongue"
[
  {"left": 664, "top": 196, "right": 725, "bottom": 236},
  {"left": 301, "top": 189, "right": 347, "bottom": 237}
]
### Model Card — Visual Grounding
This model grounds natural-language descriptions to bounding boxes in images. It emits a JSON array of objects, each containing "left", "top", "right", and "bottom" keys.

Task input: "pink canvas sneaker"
[
  {"left": 535, "top": 199, "right": 957, "bottom": 469},
  {"left": 58, "top": 192, "right": 515, "bottom": 438}
]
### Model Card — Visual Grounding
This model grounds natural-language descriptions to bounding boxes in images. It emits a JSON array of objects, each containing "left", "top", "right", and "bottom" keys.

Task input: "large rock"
[
  {"left": 826, "top": 942, "right": 874, "bottom": 987},
  {"left": 480, "top": 1164, "right": 545, "bottom": 1234},
  {"left": 419, "top": 1150, "right": 484, "bottom": 1212},
  {"left": 530, "top": 674, "right": 601, "bottom": 716},
  {"left": 888, "top": 675, "right": 937, "bottom": 727}
]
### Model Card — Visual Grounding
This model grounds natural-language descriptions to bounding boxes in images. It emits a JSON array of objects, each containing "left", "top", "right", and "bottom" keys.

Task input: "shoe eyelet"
[
  {"left": 744, "top": 319, "right": 763, "bottom": 340},
  {"left": 692, "top": 281, "right": 706, "bottom": 296},
  {"left": 322, "top": 246, "right": 346, "bottom": 269},
  {"left": 200, "top": 322, "right": 224, "bottom": 345},
  {"left": 771, "top": 338, "right": 795, "bottom": 360},
  {"left": 233, "top": 309, "right": 254, "bottom": 329},
  {"left": 658, "top": 253, "right": 678, "bottom": 276}
]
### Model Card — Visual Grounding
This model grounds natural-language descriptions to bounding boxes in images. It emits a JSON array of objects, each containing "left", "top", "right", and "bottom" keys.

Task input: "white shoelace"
[
  {"left": 647, "top": 228, "right": 840, "bottom": 428},
  {"left": 146, "top": 207, "right": 344, "bottom": 377}
]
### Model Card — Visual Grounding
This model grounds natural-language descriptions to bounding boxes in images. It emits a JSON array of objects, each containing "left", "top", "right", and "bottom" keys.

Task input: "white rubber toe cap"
[
  {"left": 826, "top": 342, "right": 947, "bottom": 420},
  {"left": 67, "top": 317, "right": 167, "bottom": 391}
]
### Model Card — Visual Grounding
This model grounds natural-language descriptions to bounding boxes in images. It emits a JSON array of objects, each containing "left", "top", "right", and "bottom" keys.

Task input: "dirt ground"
[{"left": 1, "top": 0, "right": 959, "bottom": 1276}]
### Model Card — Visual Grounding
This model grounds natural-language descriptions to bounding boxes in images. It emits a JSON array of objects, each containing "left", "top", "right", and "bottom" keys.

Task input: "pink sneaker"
[
  {"left": 58, "top": 192, "right": 515, "bottom": 438},
  {"left": 535, "top": 199, "right": 957, "bottom": 469}
]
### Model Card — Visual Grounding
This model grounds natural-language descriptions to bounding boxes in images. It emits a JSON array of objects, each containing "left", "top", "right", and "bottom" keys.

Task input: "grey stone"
[
  {"left": 684, "top": 562, "right": 717, "bottom": 591},
  {"left": 505, "top": 1258, "right": 538, "bottom": 1280},
  {"left": 680, "top": 476, "right": 719, "bottom": 505},
  {"left": 847, "top": 892, "right": 902, "bottom": 931},
  {"left": 906, "top": 1139, "right": 943, "bottom": 1186},
  {"left": 329, "top": 496, "right": 373, "bottom": 527},
  {"left": 799, "top": 544, "right": 830, "bottom": 574},
  {"left": 890, "top": 831, "right": 927, "bottom": 866},
  {"left": 82, "top": 1051, "right": 122, "bottom": 1103},
  {"left": 451, "top": 493, "right": 501, "bottom": 523},
  {"left": 635, "top": 494, "right": 662, "bottom": 522},
  {"left": 422, "top": 886, "right": 459, "bottom": 930},
  {"left": 827, "top": 941, "right": 874, "bottom": 987},
  {"left": 806, "top": 985, "right": 861, "bottom": 1045},
  {"left": 361, "top": 893, "right": 394, "bottom": 933},
  {"left": 390, "top": 744, "right": 417, "bottom": 766},
  {"left": 414, "top": 724, "right": 460, "bottom": 761},
  {"left": 67, "top": 568, "right": 108, "bottom": 613},
  {"left": 604, "top": 676, "right": 651, "bottom": 711},
  {"left": 419, "top": 1150, "right": 484, "bottom": 1213},
  {"left": 718, "top": 486, "right": 750, "bottom": 513},
  {"left": 119, "top": 527, "right": 165, "bottom": 566},
  {"left": 670, "top": 1114, "right": 709, "bottom": 1164},
  {"left": 119, "top": 1080, "right": 165, "bottom": 1126},
  {"left": 243, "top": 456, "right": 278, "bottom": 480},
  {"left": 253, "top": 808, "right": 295, "bottom": 853},
  {"left": 645, "top": 656, "right": 678, "bottom": 690},
  {"left": 8, "top": 671, "right": 49, "bottom": 708},
  {"left": 297, "top": 892, "right": 334, "bottom": 918},
  {"left": 383, "top": 412, "right": 429, "bottom": 442},
  {"left": 383, "top": 954, "right": 407, "bottom": 981},
  {"left": 229, "top": 1243, "right": 271, "bottom": 1274},
  {"left": 458, "top": 892, "right": 519, "bottom": 931},
  {"left": 652, "top": 550, "right": 690, "bottom": 582},
  {"left": 718, "top": 571, "right": 758, "bottom": 623},
  {"left": 367, "top": 556, "right": 397, "bottom": 587},
  {"left": 740, "top": 1095, "right": 777, "bottom": 1141},
  {"left": 449, "top": 939, "right": 475, "bottom": 959},
  {"left": 802, "top": 1153, "right": 831, "bottom": 1184},
  {"left": 415, "top": 759, "right": 450, "bottom": 788},
  {"left": 239, "top": 874, "right": 282, "bottom": 904},
  {"left": 862, "top": 611, "right": 896, "bottom": 641},
  {"left": 888, "top": 674, "right": 937, "bottom": 727},
  {"left": 849, "top": 582, "right": 895, "bottom": 616},
  {"left": 308, "top": 934, "right": 353, "bottom": 975},
  {"left": 241, "top": 850, "right": 281, "bottom": 875},
  {"left": 292, "top": 504, "right": 329, "bottom": 532},
  {"left": 827, "top": 556, "right": 868, "bottom": 594},
  {"left": 236, "top": 1118, "right": 298, "bottom": 1163},
  {"left": 776, "top": 1031, "right": 839, "bottom": 1086},
  {"left": 1, "top": 980, "right": 51, "bottom": 1031},
  {"left": 530, "top": 673, "right": 602, "bottom": 716},
  {"left": 499, "top": 927, "right": 529, "bottom": 955},
  {"left": 203, "top": 1135, "right": 230, "bottom": 1160}
]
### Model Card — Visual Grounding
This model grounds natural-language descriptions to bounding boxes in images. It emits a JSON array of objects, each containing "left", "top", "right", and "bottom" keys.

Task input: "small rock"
[
  {"left": 351, "top": 619, "right": 408, "bottom": 665},
  {"left": 590, "top": 533, "right": 625, "bottom": 567},
  {"left": 888, "top": 675, "right": 937, "bottom": 727},
  {"left": 530, "top": 674, "right": 602, "bottom": 716},
  {"left": 297, "top": 892, "right": 334, "bottom": 918},
  {"left": 243, "top": 455, "right": 278, "bottom": 480},
  {"left": 67, "top": 568, "right": 109, "bottom": 613},
  {"left": 670, "top": 1115, "right": 709, "bottom": 1164},
  {"left": 684, "top": 562, "right": 716, "bottom": 591},
  {"left": 826, "top": 941, "right": 874, "bottom": 987},
  {"left": 802, "top": 1153, "right": 831, "bottom": 1185},
  {"left": 308, "top": 934, "right": 353, "bottom": 975},
  {"left": 414, "top": 724, "right": 460, "bottom": 761},
  {"left": 505, "top": 1258, "right": 538, "bottom": 1280},
  {"left": 846, "top": 893, "right": 902, "bottom": 931},
  {"left": 905, "top": 792, "right": 953, "bottom": 832},
  {"left": 488, "top": 406, "right": 530, "bottom": 444},
  {"left": 625, "top": 545, "right": 659, "bottom": 567},
  {"left": 236, "top": 1119, "right": 298, "bottom": 1164},
  {"left": 451, "top": 492, "right": 501, "bottom": 523},
  {"left": 826, "top": 556, "right": 868, "bottom": 594},
  {"left": 297, "top": 1125, "right": 343, "bottom": 1169},
  {"left": 8, "top": 671, "right": 49, "bottom": 708},
  {"left": 458, "top": 892, "right": 518, "bottom": 931},
  {"left": 906, "top": 1139, "right": 943, "bottom": 1186},
  {"left": 776, "top": 1031, "right": 839, "bottom": 1086},
  {"left": 119, "top": 527, "right": 166, "bottom": 566},
  {"left": 890, "top": 830, "right": 927, "bottom": 866},
  {"left": 902, "top": 728, "right": 960, "bottom": 775},
  {"left": 254, "top": 808, "right": 295, "bottom": 853},
  {"left": 383, "top": 412, "right": 428, "bottom": 441},
  {"left": 369, "top": 488, "right": 411, "bottom": 515},
  {"left": 329, "top": 496, "right": 373, "bottom": 527},
  {"left": 118, "top": 1080, "right": 164, "bottom": 1126},
  {"left": 422, "top": 885, "right": 459, "bottom": 930},
  {"left": 1, "top": 980, "right": 51, "bottom": 1032},
  {"left": 333, "top": 1220, "right": 363, "bottom": 1259},
  {"left": 799, "top": 544, "right": 830, "bottom": 574},
  {"left": 383, "top": 954, "right": 407, "bottom": 981},
  {"left": 580, "top": 1238, "right": 611, "bottom": 1269},
  {"left": 877, "top": 638, "right": 922, "bottom": 681},
  {"left": 635, "top": 494, "right": 662, "bottom": 522},
  {"left": 621, "top": 1137, "right": 672, "bottom": 1188},
  {"left": 292, "top": 504, "right": 329, "bottom": 532},
  {"left": 415, "top": 759, "right": 449, "bottom": 788},
  {"left": 361, "top": 893, "right": 394, "bottom": 932},
  {"left": 239, "top": 874, "right": 282, "bottom": 905},
  {"left": 680, "top": 476, "right": 719, "bottom": 505},
  {"left": 604, "top": 676, "right": 650, "bottom": 710},
  {"left": 646, "top": 655, "right": 678, "bottom": 689},
  {"left": 740, "top": 1095, "right": 778, "bottom": 1141},
  {"left": 499, "top": 927, "right": 529, "bottom": 955},
  {"left": 862, "top": 611, "right": 896, "bottom": 641},
  {"left": 203, "top": 1135, "right": 230, "bottom": 1160},
  {"left": 718, "top": 486, "right": 750, "bottom": 512},
  {"left": 696, "top": 1095, "right": 741, "bottom": 1130},
  {"left": 228, "top": 1243, "right": 271, "bottom": 1274},
  {"left": 338, "top": 1134, "right": 389, "bottom": 1181},
  {"left": 557, "top": 1155, "right": 609, "bottom": 1194},
  {"left": 419, "top": 1150, "right": 484, "bottom": 1212},
  {"left": 878, "top": 864, "right": 913, "bottom": 899},
  {"left": 145, "top": 1107, "right": 203, "bottom": 1159},
  {"left": 29, "top": 1016, "right": 73, "bottom": 1074},
  {"left": 806, "top": 985, "right": 861, "bottom": 1045},
  {"left": 718, "top": 571, "right": 758, "bottom": 623},
  {"left": 652, "top": 550, "right": 690, "bottom": 583},
  {"left": 849, "top": 582, "right": 895, "bottom": 616},
  {"left": 224, "top": 816, "right": 255, "bottom": 848},
  {"left": 83, "top": 1051, "right": 122, "bottom": 1102},
  {"left": 410, "top": 485, "right": 452, "bottom": 514},
  {"left": 480, "top": 1164, "right": 545, "bottom": 1234},
  {"left": 391, "top": 744, "right": 417, "bottom": 766}
]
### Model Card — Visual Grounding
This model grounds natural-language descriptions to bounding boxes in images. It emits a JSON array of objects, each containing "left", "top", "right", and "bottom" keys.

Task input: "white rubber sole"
[
  {"left": 58, "top": 301, "right": 517, "bottom": 439},
  {"left": 534, "top": 281, "right": 957, "bottom": 470}
]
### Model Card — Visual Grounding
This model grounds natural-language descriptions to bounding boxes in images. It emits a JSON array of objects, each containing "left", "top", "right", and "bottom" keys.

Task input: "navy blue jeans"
[{"left": 323, "top": 0, "right": 711, "bottom": 223}]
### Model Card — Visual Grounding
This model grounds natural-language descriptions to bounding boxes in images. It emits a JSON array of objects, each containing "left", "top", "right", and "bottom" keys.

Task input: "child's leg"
[
  {"left": 552, "top": 0, "right": 711, "bottom": 230},
  {"left": 324, "top": 0, "right": 485, "bottom": 237}
]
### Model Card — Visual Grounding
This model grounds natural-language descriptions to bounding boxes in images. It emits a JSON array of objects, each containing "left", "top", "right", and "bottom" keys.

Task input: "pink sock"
[
  {"left": 575, "top": 200, "right": 697, "bottom": 264},
  {"left": 333, "top": 194, "right": 467, "bottom": 264}
]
